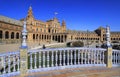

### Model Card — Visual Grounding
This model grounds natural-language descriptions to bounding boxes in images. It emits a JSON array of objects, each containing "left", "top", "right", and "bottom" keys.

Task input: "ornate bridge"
[
  {"left": 0, "top": 21, "right": 120, "bottom": 77},
  {"left": 0, "top": 47, "right": 120, "bottom": 77}
]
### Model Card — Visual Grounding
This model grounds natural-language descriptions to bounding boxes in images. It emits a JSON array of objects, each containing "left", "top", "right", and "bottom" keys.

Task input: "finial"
[
  {"left": 106, "top": 25, "right": 111, "bottom": 47},
  {"left": 21, "top": 20, "right": 28, "bottom": 48}
]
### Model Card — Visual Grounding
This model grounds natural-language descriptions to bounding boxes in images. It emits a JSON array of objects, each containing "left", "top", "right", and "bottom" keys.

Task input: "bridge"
[
  {"left": 0, "top": 22, "right": 120, "bottom": 77},
  {"left": 0, "top": 47, "right": 120, "bottom": 77}
]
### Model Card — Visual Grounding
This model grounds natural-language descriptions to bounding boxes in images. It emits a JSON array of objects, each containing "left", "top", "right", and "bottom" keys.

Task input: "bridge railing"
[
  {"left": 0, "top": 51, "right": 20, "bottom": 76},
  {"left": 27, "top": 47, "right": 107, "bottom": 72},
  {"left": 112, "top": 50, "right": 120, "bottom": 66}
]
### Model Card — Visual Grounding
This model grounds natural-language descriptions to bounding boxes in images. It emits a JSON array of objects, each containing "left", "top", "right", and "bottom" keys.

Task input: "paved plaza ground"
[{"left": 15, "top": 67, "right": 120, "bottom": 77}]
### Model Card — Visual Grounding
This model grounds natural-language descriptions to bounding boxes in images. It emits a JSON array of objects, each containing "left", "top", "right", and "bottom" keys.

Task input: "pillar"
[
  {"left": 20, "top": 48, "right": 28, "bottom": 75},
  {"left": 106, "top": 47, "right": 112, "bottom": 68},
  {"left": 106, "top": 26, "right": 112, "bottom": 68},
  {"left": 20, "top": 20, "right": 28, "bottom": 76}
]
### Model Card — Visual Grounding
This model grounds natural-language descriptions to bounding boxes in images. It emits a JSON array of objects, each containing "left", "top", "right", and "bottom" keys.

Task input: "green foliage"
[
  {"left": 112, "top": 45, "right": 120, "bottom": 50},
  {"left": 72, "top": 41, "right": 84, "bottom": 47},
  {"left": 112, "top": 41, "right": 119, "bottom": 43},
  {"left": 101, "top": 44, "right": 120, "bottom": 50},
  {"left": 101, "top": 44, "right": 107, "bottom": 48},
  {"left": 66, "top": 42, "right": 71, "bottom": 47}
]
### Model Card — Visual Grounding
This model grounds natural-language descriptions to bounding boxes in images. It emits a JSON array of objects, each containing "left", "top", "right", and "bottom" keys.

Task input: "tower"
[
  {"left": 26, "top": 6, "right": 34, "bottom": 20},
  {"left": 61, "top": 20, "right": 66, "bottom": 32}
]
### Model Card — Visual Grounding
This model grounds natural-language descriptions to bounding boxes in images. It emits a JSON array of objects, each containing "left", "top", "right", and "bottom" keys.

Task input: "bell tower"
[
  {"left": 26, "top": 6, "right": 34, "bottom": 20},
  {"left": 61, "top": 20, "right": 66, "bottom": 32}
]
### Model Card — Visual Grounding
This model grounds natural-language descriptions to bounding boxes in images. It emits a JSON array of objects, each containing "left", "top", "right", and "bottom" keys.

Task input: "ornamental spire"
[
  {"left": 27, "top": 6, "right": 34, "bottom": 19},
  {"left": 62, "top": 20, "right": 66, "bottom": 26}
]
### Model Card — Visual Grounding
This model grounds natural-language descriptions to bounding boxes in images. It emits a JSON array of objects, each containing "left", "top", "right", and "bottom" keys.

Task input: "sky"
[{"left": 0, "top": 0, "right": 120, "bottom": 31}]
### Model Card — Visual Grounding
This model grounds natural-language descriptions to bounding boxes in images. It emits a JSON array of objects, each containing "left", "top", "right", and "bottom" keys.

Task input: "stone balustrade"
[
  {"left": 0, "top": 51, "right": 20, "bottom": 76},
  {"left": 112, "top": 50, "right": 120, "bottom": 67},
  {"left": 27, "top": 47, "right": 107, "bottom": 73},
  {"left": 0, "top": 47, "right": 120, "bottom": 76}
]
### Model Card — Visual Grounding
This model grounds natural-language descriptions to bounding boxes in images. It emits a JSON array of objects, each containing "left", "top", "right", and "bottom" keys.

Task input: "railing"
[
  {"left": 0, "top": 47, "right": 120, "bottom": 77},
  {"left": 112, "top": 50, "right": 120, "bottom": 67},
  {"left": 27, "top": 48, "right": 107, "bottom": 73},
  {"left": 0, "top": 51, "right": 20, "bottom": 77}
]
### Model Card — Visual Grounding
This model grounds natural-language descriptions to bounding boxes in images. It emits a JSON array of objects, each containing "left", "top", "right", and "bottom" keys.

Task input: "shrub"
[
  {"left": 112, "top": 45, "right": 120, "bottom": 50},
  {"left": 101, "top": 44, "right": 107, "bottom": 48},
  {"left": 72, "top": 41, "right": 84, "bottom": 47}
]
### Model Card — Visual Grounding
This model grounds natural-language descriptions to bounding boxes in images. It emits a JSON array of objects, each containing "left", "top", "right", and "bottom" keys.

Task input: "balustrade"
[
  {"left": 0, "top": 51, "right": 20, "bottom": 76},
  {"left": 1, "top": 47, "right": 120, "bottom": 77},
  {"left": 112, "top": 50, "right": 120, "bottom": 65},
  {"left": 27, "top": 48, "right": 109, "bottom": 71}
]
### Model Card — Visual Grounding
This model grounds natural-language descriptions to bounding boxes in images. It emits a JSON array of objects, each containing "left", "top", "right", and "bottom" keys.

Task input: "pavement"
[{"left": 15, "top": 67, "right": 120, "bottom": 77}]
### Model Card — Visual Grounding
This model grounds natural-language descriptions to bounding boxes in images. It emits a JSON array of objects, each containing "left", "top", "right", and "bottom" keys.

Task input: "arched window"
[
  {"left": 16, "top": 33, "right": 19, "bottom": 39},
  {"left": 36, "top": 34, "right": 38, "bottom": 39},
  {"left": 45, "top": 35, "right": 46, "bottom": 39},
  {"left": 33, "top": 34, "right": 35, "bottom": 39},
  {"left": 0, "top": 30, "right": 2, "bottom": 39},
  {"left": 42, "top": 35, "right": 44, "bottom": 39},
  {"left": 11, "top": 32, "right": 14, "bottom": 39},
  {"left": 5, "top": 31, "right": 9, "bottom": 39}
]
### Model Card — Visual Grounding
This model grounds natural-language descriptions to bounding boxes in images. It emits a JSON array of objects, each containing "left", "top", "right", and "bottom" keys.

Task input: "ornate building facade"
[{"left": 0, "top": 6, "right": 120, "bottom": 46}]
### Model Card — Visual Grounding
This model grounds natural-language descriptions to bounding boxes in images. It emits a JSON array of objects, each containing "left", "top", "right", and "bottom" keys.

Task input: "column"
[
  {"left": 106, "top": 26, "right": 112, "bottom": 68},
  {"left": 70, "top": 50, "right": 73, "bottom": 65},
  {"left": 34, "top": 52, "right": 37, "bottom": 69},
  {"left": 59, "top": 50, "right": 62, "bottom": 66},
  {"left": 39, "top": 52, "right": 41, "bottom": 68},
  {"left": 20, "top": 48, "right": 28, "bottom": 74},
  {"left": 20, "top": 21, "right": 28, "bottom": 75},
  {"left": 55, "top": 50, "right": 58, "bottom": 66},
  {"left": 47, "top": 51, "right": 49, "bottom": 67},
  {"left": 30, "top": 53, "right": 33, "bottom": 69},
  {"left": 67, "top": 50, "right": 69, "bottom": 65},
  {"left": 51, "top": 51, "right": 54, "bottom": 67}
]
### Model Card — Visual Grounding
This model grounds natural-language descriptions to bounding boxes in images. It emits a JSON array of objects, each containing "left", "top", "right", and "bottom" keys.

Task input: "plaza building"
[{"left": 0, "top": 6, "right": 120, "bottom": 47}]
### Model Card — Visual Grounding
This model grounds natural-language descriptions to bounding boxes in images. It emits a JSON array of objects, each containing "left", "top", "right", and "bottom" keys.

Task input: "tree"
[
  {"left": 112, "top": 45, "right": 120, "bottom": 50},
  {"left": 72, "top": 41, "right": 84, "bottom": 47}
]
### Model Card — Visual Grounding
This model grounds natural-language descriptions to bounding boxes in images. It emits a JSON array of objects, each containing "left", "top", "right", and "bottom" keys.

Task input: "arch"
[
  {"left": 0, "top": 30, "right": 2, "bottom": 39},
  {"left": 52, "top": 35, "right": 54, "bottom": 40},
  {"left": 36, "top": 34, "right": 38, "bottom": 39},
  {"left": 55, "top": 35, "right": 57, "bottom": 41},
  {"left": 11, "top": 32, "right": 14, "bottom": 39},
  {"left": 45, "top": 35, "right": 46, "bottom": 39},
  {"left": 5, "top": 31, "right": 9, "bottom": 39},
  {"left": 33, "top": 34, "right": 35, "bottom": 39},
  {"left": 16, "top": 32, "right": 19, "bottom": 39}
]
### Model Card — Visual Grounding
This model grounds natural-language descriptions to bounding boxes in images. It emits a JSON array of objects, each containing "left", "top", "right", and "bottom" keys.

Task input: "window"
[
  {"left": 36, "top": 28, "right": 38, "bottom": 31},
  {"left": 11, "top": 32, "right": 14, "bottom": 39},
  {"left": 40, "top": 29, "right": 42, "bottom": 32},
  {"left": 48, "top": 28, "right": 50, "bottom": 33},
  {"left": 16, "top": 33, "right": 19, "bottom": 39},
  {"left": 0, "top": 30, "right": 2, "bottom": 39},
  {"left": 33, "top": 34, "right": 35, "bottom": 39},
  {"left": 5, "top": 31, "right": 9, "bottom": 39}
]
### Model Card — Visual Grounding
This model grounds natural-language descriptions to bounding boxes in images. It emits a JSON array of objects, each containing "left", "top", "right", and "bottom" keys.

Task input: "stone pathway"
[{"left": 15, "top": 67, "right": 120, "bottom": 77}]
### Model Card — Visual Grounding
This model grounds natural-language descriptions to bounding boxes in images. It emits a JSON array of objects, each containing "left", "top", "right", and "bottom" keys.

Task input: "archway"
[{"left": 5, "top": 31, "right": 9, "bottom": 39}]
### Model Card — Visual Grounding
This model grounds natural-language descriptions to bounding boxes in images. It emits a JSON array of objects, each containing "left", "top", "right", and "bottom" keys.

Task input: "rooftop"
[{"left": 0, "top": 15, "right": 23, "bottom": 26}]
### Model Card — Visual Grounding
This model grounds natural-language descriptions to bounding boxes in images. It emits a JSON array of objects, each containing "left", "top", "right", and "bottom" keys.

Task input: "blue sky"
[{"left": 0, "top": 0, "right": 120, "bottom": 31}]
